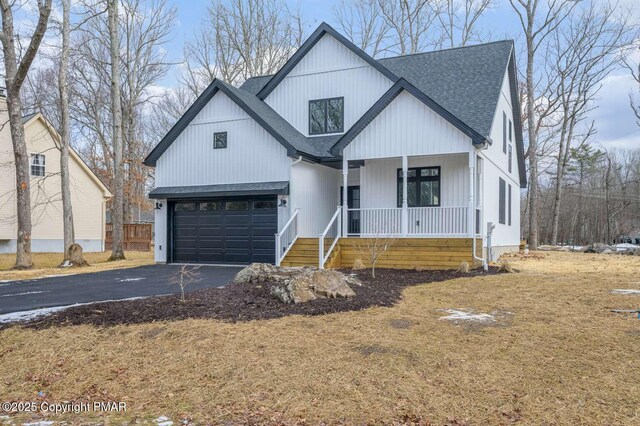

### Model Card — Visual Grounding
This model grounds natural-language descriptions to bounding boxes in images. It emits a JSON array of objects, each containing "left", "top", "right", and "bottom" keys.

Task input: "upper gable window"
[
  {"left": 30, "top": 154, "right": 45, "bottom": 177},
  {"left": 309, "top": 97, "right": 344, "bottom": 135},
  {"left": 214, "top": 132, "right": 227, "bottom": 149}
]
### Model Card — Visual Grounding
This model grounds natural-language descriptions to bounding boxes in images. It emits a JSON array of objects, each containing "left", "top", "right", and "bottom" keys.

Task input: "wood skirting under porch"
[{"left": 280, "top": 237, "right": 483, "bottom": 270}]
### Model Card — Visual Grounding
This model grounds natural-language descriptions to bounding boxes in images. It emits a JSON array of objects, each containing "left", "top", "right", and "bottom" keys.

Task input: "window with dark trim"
[
  {"left": 509, "top": 119, "right": 513, "bottom": 142},
  {"left": 502, "top": 112, "right": 507, "bottom": 153},
  {"left": 253, "top": 200, "right": 277, "bottom": 209},
  {"left": 30, "top": 153, "right": 45, "bottom": 177},
  {"left": 309, "top": 97, "right": 344, "bottom": 135},
  {"left": 508, "top": 145, "right": 513, "bottom": 173},
  {"left": 396, "top": 166, "right": 440, "bottom": 207},
  {"left": 214, "top": 132, "right": 227, "bottom": 149},
  {"left": 175, "top": 203, "right": 196, "bottom": 211},
  {"left": 508, "top": 183, "right": 512, "bottom": 226},
  {"left": 499, "top": 178, "right": 506, "bottom": 224}
]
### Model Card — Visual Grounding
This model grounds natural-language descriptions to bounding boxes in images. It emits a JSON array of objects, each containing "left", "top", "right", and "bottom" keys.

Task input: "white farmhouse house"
[
  {"left": 0, "top": 97, "right": 112, "bottom": 253},
  {"left": 145, "top": 23, "right": 526, "bottom": 269}
]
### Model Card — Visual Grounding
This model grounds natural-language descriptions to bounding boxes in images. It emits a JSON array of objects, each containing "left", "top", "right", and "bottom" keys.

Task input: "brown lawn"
[
  {"left": 0, "top": 251, "right": 154, "bottom": 281},
  {"left": 0, "top": 251, "right": 639, "bottom": 425}
]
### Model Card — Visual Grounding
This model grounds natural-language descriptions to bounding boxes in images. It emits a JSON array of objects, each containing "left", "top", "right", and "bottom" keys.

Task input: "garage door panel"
[{"left": 172, "top": 197, "right": 276, "bottom": 265}]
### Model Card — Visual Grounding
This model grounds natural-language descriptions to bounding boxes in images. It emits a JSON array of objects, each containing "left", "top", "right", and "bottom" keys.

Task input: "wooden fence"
[{"left": 105, "top": 223, "right": 152, "bottom": 251}]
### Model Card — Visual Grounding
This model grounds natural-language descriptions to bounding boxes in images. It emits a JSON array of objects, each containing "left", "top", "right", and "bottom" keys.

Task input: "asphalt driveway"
[{"left": 0, "top": 264, "right": 242, "bottom": 315}]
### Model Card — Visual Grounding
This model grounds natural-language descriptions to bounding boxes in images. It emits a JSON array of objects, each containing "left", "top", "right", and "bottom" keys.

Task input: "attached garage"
[{"left": 150, "top": 182, "right": 288, "bottom": 265}]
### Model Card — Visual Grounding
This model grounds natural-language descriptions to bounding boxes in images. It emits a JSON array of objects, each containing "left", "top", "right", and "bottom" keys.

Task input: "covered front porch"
[
  {"left": 338, "top": 153, "right": 480, "bottom": 238},
  {"left": 276, "top": 152, "right": 484, "bottom": 269}
]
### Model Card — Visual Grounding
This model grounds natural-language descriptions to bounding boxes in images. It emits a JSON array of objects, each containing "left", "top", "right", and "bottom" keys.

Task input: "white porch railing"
[
  {"left": 275, "top": 208, "right": 300, "bottom": 266},
  {"left": 346, "top": 206, "right": 469, "bottom": 237},
  {"left": 408, "top": 206, "right": 468, "bottom": 236},
  {"left": 319, "top": 206, "right": 342, "bottom": 269}
]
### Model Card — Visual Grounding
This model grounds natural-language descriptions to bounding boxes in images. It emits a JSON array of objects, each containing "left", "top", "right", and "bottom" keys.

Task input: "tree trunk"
[
  {"left": 59, "top": 0, "right": 77, "bottom": 265},
  {"left": 0, "top": 0, "right": 52, "bottom": 269},
  {"left": 108, "top": 0, "right": 126, "bottom": 261},
  {"left": 525, "top": 35, "right": 539, "bottom": 249}
]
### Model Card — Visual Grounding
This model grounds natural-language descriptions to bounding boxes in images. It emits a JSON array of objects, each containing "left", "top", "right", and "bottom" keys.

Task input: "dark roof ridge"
[{"left": 379, "top": 40, "right": 514, "bottom": 61}]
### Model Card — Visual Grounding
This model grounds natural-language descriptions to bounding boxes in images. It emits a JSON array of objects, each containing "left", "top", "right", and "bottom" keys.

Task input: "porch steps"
[
  {"left": 281, "top": 237, "right": 482, "bottom": 269},
  {"left": 280, "top": 238, "right": 341, "bottom": 268}
]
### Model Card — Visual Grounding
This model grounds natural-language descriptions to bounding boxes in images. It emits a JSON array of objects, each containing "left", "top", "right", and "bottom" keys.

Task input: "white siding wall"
[
  {"left": 290, "top": 161, "right": 341, "bottom": 237},
  {"left": 155, "top": 91, "right": 291, "bottom": 187},
  {"left": 358, "top": 155, "right": 469, "bottom": 209},
  {"left": 265, "top": 34, "right": 393, "bottom": 137},
  {"left": 154, "top": 199, "right": 167, "bottom": 263},
  {"left": 344, "top": 91, "right": 472, "bottom": 160},
  {"left": 479, "top": 67, "right": 521, "bottom": 250}
]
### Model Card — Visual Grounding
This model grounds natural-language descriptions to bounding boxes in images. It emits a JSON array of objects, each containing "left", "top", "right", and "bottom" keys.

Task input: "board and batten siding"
[
  {"left": 289, "top": 161, "right": 341, "bottom": 237},
  {"left": 343, "top": 91, "right": 473, "bottom": 161},
  {"left": 358, "top": 154, "right": 470, "bottom": 209},
  {"left": 155, "top": 91, "right": 291, "bottom": 188},
  {"left": 264, "top": 34, "right": 393, "bottom": 137},
  {"left": 478, "top": 64, "right": 521, "bottom": 250}
]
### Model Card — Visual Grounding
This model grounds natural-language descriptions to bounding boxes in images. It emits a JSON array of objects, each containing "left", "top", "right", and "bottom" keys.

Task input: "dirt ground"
[
  {"left": 0, "top": 251, "right": 639, "bottom": 425},
  {"left": 0, "top": 251, "right": 154, "bottom": 281},
  {"left": 23, "top": 267, "right": 501, "bottom": 328}
]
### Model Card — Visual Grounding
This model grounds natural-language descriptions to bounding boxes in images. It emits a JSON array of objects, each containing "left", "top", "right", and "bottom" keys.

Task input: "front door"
[{"left": 340, "top": 186, "right": 360, "bottom": 234}]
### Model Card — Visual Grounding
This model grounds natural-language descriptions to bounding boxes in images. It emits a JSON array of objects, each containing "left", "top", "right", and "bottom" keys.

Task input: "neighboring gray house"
[{"left": 144, "top": 22, "right": 525, "bottom": 268}]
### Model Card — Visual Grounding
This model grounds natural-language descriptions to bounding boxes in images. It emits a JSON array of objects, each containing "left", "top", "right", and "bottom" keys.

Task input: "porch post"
[
  {"left": 468, "top": 152, "right": 475, "bottom": 237},
  {"left": 402, "top": 155, "right": 408, "bottom": 236},
  {"left": 342, "top": 156, "right": 348, "bottom": 237}
]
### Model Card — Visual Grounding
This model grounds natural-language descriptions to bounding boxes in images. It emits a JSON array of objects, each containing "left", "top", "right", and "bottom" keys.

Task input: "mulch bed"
[{"left": 23, "top": 267, "right": 501, "bottom": 329}]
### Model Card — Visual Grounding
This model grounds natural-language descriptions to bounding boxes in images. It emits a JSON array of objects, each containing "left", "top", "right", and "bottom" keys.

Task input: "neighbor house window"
[
  {"left": 502, "top": 112, "right": 507, "bottom": 153},
  {"left": 214, "top": 132, "right": 227, "bottom": 149},
  {"left": 499, "top": 178, "right": 506, "bottom": 224},
  {"left": 309, "top": 97, "right": 344, "bottom": 135},
  {"left": 396, "top": 166, "right": 440, "bottom": 207},
  {"left": 30, "top": 154, "right": 45, "bottom": 177},
  {"left": 508, "top": 183, "right": 512, "bottom": 226}
]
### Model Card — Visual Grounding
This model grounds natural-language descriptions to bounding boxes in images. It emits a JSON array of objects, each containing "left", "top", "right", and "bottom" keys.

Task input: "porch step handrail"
[
  {"left": 275, "top": 208, "right": 300, "bottom": 266},
  {"left": 319, "top": 206, "right": 342, "bottom": 269}
]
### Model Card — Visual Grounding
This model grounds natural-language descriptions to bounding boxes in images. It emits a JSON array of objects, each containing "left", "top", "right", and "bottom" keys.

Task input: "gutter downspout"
[{"left": 471, "top": 152, "right": 488, "bottom": 271}]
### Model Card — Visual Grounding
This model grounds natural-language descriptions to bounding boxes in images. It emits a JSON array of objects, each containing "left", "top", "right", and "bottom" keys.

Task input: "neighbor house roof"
[{"left": 145, "top": 22, "right": 526, "bottom": 187}]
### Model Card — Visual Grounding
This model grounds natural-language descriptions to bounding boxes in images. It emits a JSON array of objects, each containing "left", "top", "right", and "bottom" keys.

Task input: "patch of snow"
[
  {"left": 612, "top": 289, "right": 640, "bottom": 295},
  {"left": 23, "top": 421, "right": 55, "bottom": 426},
  {"left": 439, "top": 309, "right": 497, "bottom": 323},
  {"left": 155, "top": 416, "right": 173, "bottom": 426},
  {"left": 42, "top": 274, "right": 67, "bottom": 279},
  {"left": 60, "top": 260, "right": 72, "bottom": 268},
  {"left": 616, "top": 243, "right": 640, "bottom": 250},
  {"left": 0, "top": 296, "right": 148, "bottom": 324},
  {"left": 118, "top": 277, "right": 146, "bottom": 282},
  {"left": 0, "top": 290, "right": 48, "bottom": 298}
]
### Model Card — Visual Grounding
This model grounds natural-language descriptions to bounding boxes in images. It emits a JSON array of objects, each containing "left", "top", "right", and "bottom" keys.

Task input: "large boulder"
[{"left": 233, "top": 263, "right": 360, "bottom": 304}]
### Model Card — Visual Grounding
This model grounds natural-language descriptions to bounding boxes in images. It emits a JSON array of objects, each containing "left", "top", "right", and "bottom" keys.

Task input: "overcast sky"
[{"left": 160, "top": 0, "right": 640, "bottom": 152}]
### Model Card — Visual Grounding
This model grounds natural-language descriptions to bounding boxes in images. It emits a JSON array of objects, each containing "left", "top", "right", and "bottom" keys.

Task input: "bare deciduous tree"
[
  {"left": 182, "top": 0, "right": 303, "bottom": 94},
  {"left": 58, "top": 0, "right": 80, "bottom": 265},
  {"left": 0, "top": 0, "right": 53, "bottom": 269},
  {"left": 547, "top": 1, "right": 637, "bottom": 245},
  {"left": 170, "top": 265, "right": 201, "bottom": 302},
  {"left": 438, "top": 0, "right": 493, "bottom": 48},
  {"left": 508, "top": 0, "right": 579, "bottom": 250},
  {"left": 355, "top": 234, "right": 396, "bottom": 278},
  {"left": 334, "top": 0, "right": 389, "bottom": 57},
  {"left": 377, "top": 0, "right": 442, "bottom": 55},
  {"left": 107, "top": 0, "right": 125, "bottom": 261}
]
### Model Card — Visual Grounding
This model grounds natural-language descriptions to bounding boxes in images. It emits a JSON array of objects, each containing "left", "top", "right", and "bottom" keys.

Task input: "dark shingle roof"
[
  {"left": 22, "top": 113, "right": 37, "bottom": 124},
  {"left": 379, "top": 41, "right": 513, "bottom": 138},
  {"left": 241, "top": 40, "right": 513, "bottom": 140},
  {"left": 149, "top": 181, "right": 289, "bottom": 199},
  {"left": 239, "top": 75, "right": 272, "bottom": 95}
]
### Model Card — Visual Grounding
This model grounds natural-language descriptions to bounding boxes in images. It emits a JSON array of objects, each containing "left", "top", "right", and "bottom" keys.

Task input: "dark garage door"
[{"left": 171, "top": 197, "right": 277, "bottom": 264}]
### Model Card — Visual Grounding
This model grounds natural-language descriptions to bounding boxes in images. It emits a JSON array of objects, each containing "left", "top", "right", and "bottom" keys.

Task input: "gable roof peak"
[{"left": 255, "top": 21, "right": 398, "bottom": 100}]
